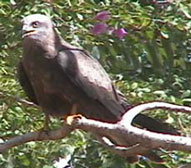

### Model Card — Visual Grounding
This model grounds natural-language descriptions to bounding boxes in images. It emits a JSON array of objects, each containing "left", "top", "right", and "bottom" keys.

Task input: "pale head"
[{"left": 22, "top": 14, "right": 54, "bottom": 41}]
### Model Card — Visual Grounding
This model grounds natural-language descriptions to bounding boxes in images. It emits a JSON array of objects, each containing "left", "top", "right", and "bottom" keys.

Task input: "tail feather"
[
  {"left": 118, "top": 92, "right": 179, "bottom": 135},
  {"left": 133, "top": 113, "right": 180, "bottom": 135}
]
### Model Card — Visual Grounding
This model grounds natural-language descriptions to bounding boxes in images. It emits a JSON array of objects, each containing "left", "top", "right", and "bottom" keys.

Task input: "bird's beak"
[{"left": 22, "top": 26, "right": 36, "bottom": 38}]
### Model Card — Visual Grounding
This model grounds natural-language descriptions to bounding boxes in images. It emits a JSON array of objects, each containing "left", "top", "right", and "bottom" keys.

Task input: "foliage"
[{"left": 0, "top": 0, "right": 191, "bottom": 167}]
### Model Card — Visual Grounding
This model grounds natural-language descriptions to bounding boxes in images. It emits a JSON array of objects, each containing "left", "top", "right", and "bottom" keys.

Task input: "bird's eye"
[{"left": 31, "top": 21, "right": 39, "bottom": 28}]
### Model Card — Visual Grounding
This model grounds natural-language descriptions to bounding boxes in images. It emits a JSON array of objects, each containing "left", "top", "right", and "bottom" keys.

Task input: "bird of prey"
[{"left": 18, "top": 14, "right": 178, "bottom": 162}]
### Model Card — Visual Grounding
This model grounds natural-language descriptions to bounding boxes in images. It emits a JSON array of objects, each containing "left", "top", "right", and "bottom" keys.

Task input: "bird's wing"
[
  {"left": 17, "top": 61, "right": 38, "bottom": 105},
  {"left": 57, "top": 48, "right": 179, "bottom": 135},
  {"left": 57, "top": 49, "right": 125, "bottom": 118}
]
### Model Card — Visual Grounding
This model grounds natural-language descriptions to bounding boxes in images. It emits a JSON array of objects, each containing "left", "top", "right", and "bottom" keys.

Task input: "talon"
[
  {"left": 37, "top": 114, "right": 50, "bottom": 133},
  {"left": 66, "top": 114, "right": 83, "bottom": 125}
]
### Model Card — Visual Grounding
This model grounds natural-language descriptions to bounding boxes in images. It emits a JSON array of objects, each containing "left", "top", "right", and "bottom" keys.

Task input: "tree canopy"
[{"left": 1, "top": 0, "right": 191, "bottom": 167}]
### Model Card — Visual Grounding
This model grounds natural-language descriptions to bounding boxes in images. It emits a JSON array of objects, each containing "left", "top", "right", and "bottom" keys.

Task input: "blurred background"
[{"left": 0, "top": 0, "right": 191, "bottom": 167}]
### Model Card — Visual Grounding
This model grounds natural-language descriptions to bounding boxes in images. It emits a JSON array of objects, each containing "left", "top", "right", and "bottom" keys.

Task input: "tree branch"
[
  {"left": 0, "top": 124, "right": 72, "bottom": 153},
  {"left": 120, "top": 101, "right": 191, "bottom": 127},
  {"left": 70, "top": 114, "right": 191, "bottom": 152},
  {"left": 95, "top": 135, "right": 147, "bottom": 157},
  {"left": 1, "top": 101, "right": 191, "bottom": 162}
]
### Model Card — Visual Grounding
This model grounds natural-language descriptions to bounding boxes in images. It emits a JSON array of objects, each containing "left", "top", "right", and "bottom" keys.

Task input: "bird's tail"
[
  {"left": 133, "top": 113, "right": 180, "bottom": 135},
  {"left": 118, "top": 91, "right": 179, "bottom": 135}
]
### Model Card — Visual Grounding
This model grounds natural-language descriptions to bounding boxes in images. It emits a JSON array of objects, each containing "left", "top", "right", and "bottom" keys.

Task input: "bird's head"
[{"left": 21, "top": 14, "right": 54, "bottom": 41}]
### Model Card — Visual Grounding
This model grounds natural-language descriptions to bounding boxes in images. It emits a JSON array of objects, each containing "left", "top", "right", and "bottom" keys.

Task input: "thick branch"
[
  {"left": 120, "top": 101, "right": 191, "bottom": 127},
  {"left": 1, "top": 101, "right": 191, "bottom": 161},
  {"left": 71, "top": 116, "right": 191, "bottom": 152}
]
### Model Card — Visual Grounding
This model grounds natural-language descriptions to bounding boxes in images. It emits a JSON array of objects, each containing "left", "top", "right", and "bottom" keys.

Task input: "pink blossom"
[
  {"left": 91, "top": 23, "right": 108, "bottom": 35},
  {"left": 113, "top": 28, "right": 128, "bottom": 39},
  {"left": 94, "top": 11, "right": 110, "bottom": 21}
]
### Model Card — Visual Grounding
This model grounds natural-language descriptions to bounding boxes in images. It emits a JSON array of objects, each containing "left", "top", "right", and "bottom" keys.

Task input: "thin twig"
[
  {"left": 0, "top": 124, "right": 72, "bottom": 153},
  {"left": 0, "top": 91, "right": 38, "bottom": 107}
]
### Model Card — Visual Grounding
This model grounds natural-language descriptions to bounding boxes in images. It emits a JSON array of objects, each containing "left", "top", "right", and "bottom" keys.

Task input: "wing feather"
[
  {"left": 57, "top": 49, "right": 124, "bottom": 117},
  {"left": 17, "top": 61, "right": 38, "bottom": 105}
]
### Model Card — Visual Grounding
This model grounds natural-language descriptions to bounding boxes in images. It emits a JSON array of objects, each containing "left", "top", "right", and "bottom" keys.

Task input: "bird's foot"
[
  {"left": 66, "top": 114, "right": 83, "bottom": 125},
  {"left": 37, "top": 115, "right": 50, "bottom": 133},
  {"left": 38, "top": 124, "right": 49, "bottom": 133},
  {"left": 36, "top": 123, "right": 50, "bottom": 138}
]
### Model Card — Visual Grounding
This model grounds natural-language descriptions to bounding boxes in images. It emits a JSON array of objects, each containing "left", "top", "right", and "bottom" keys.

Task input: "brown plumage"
[
  {"left": 19, "top": 14, "right": 125, "bottom": 121},
  {"left": 18, "top": 14, "right": 178, "bottom": 163},
  {"left": 18, "top": 14, "right": 178, "bottom": 132}
]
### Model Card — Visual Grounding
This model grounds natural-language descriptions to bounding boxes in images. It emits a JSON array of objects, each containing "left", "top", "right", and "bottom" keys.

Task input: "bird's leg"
[
  {"left": 71, "top": 104, "right": 78, "bottom": 115},
  {"left": 43, "top": 114, "right": 50, "bottom": 131},
  {"left": 36, "top": 114, "right": 51, "bottom": 137},
  {"left": 66, "top": 104, "right": 83, "bottom": 125},
  {"left": 37, "top": 114, "right": 50, "bottom": 133}
]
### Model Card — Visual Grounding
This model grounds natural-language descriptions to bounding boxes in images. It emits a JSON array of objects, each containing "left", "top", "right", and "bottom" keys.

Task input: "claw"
[{"left": 66, "top": 114, "right": 83, "bottom": 125}]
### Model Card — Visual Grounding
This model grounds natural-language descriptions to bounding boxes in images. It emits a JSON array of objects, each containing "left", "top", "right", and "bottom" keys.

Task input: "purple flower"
[
  {"left": 91, "top": 23, "right": 108, "bottom": 35},
  {"left": 113, "top": 28, "right": 128, "bottom": 39},
  {"left": 94, "top": 11, "right": 110, "bottom": 21}
]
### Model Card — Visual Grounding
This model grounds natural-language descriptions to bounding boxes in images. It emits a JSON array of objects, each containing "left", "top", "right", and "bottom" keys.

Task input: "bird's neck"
[
  {"left": 40, "top": 31, "right": 61, "bottom": 59},
  {"left": 23, "top": 31, "right": 62, "bottom": 59},
  {"left": 23, "top": 30, "right": 80, "bottom": 59}
]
